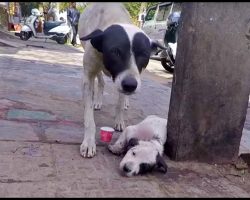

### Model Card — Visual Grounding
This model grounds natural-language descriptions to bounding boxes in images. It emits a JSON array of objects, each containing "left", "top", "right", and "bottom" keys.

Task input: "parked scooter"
[
  {"left": 160, "top": 11, "right": 181, "bottom": 73},
  {"left": 19, "top": 8, "right": 70, "bottom": 44}
]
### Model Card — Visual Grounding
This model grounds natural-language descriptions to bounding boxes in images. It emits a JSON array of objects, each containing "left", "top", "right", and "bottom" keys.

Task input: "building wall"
[{"left": 0, "top": 5, "right": 8, "bottom": 30}]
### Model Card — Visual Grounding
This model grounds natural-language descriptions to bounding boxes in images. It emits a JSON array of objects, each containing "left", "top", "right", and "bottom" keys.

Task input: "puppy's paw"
[
  {"left": 108, "top": 144, "right": 124, "bottom": 155},
  {"left": 80, "top": 139, "right": 96, "bottom": 158},
  {"left": 107, "top": 144, "right": 115, "bottom": 153},
  {"left": 114, "top": 120, "right": 125, "bottom": 132}
]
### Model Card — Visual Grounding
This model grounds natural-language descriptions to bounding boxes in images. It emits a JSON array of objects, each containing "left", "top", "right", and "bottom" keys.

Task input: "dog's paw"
[
  {"left": 114, "top": 120, "right": 125, "bottom": 132},
  {"left": 107, "top": 144, "right": 115, "bottom": 153},
  {"left": 108, "top": 144, "right": 123, "bottom": 155},
  {"left": 124, "top": 98, "right": 129, "bottom": 110},
  {"left": 94, "top": 101, "right": 102, "bottom": 110},
  {"left": 80, "top": 140, "right": 96, "bottom": 158}
]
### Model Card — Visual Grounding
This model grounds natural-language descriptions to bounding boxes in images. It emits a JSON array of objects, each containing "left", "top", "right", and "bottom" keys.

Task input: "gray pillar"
[{"left": 166, "top": 2, "right": 250, "bottom": 164}]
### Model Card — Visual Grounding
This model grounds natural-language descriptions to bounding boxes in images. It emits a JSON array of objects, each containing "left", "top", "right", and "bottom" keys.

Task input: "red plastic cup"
[{"left": 100, "top": 127, "right": 115, "bottom": 142}]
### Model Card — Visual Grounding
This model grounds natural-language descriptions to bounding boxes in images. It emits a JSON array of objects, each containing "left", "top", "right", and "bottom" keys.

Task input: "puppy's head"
[
  {"left": 119, "top": 138, "right": 168, "bottom": 177},
  {"left": 80, "top": 24, "right": 166, "bottom": 95}
]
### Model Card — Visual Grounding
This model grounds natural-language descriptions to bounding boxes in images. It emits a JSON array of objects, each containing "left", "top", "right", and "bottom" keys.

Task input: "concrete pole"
[{"left": 165, "top": 2, "right": 250, "bottom": 164}]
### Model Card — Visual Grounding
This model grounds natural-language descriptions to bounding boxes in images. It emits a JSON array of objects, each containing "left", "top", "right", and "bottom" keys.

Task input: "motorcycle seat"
[{"left": 44, "top": 21, "right": 65, "bottom": 29}]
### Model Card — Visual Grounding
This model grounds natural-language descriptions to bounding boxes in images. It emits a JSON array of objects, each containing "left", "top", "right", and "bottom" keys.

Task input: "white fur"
[
  {"left": 78, "top": 3, "right": 146, "bottom": 158},
  {"left": 108, "top": 115, "right": 168, "bottom": 177}
]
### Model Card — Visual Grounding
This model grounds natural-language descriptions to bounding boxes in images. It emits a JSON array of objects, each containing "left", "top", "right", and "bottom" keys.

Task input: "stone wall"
[{"left": 0, "top": 6, "right": 8, "bottom": 30}]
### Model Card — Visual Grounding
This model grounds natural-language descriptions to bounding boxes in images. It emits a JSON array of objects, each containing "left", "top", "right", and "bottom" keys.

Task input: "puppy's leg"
[
  {"left": 124, "top": 95, "right": 129, "bottom": 110},
  {"left": 108, "top": 126, "right": 128, "bottom": 155},
  {"left": 115, "top": 93, "right": 126, "bottom": 131},
  {"left": 80, "top": 69, "right": 96, "bottom": 158},
  {"left": 108, "top": 125, "right": 136, "bottom": 155},
  {"left": 94, "top": 72, "right": 104, "bottom": 110}
]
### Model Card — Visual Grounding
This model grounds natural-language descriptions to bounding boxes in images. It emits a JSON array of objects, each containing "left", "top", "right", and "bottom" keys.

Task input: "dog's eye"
[
  {"left": 112, "top": 49, "right": 120, "bottom": 57},
  {"left": 132, "top": 151, "right": 136, "bottom": 156}
]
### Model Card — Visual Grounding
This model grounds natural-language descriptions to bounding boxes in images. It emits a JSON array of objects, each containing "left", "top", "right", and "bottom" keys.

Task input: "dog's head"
[
  {"left": 80, "top": 24, "right": 166, "bottom": 95},
  {"left": 119, "top": 138, "right": 168, "bottom": 177}
]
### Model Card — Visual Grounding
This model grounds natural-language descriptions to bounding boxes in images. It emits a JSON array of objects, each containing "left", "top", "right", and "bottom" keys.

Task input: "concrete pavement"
[{"left": 0, "top": 34, "right": 249, "bottom": 197}]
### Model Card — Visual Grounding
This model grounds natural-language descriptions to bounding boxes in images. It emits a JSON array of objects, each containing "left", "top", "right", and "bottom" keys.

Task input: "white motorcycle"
[{"left": 20, "top": 8, "right": 70, "bottom": 44}]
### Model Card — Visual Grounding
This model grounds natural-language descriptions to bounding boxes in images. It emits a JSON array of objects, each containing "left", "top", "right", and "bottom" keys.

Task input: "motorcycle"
[
  {"left": 160, "top": 11, "right": 181, "bottom": 73},
  {"left": 19, "top": 8, "right": 70, "bottom": 44}
]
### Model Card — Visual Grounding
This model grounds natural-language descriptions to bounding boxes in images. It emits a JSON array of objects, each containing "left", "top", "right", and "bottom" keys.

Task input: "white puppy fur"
[{"left": 108, "top": 115, "right": 168, "bottom": 177}]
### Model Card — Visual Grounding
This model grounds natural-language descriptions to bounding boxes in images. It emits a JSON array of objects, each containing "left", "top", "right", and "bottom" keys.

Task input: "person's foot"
[{"left": 74, "top": 44, "right": 81, "bottom": 48}]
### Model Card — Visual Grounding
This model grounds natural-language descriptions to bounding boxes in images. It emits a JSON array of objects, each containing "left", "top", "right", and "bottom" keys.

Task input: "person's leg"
[
  {"left": 71, "top": 25, "right": 77, "bottom": 45},
  {"left": 74, "top": 25, "right": 78, "bottom": 45},
  {"left": 75, "top": 24, "right": 78, "bottom": 35}
]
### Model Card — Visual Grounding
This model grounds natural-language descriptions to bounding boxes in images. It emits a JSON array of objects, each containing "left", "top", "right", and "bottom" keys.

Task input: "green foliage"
[
  {"left": 122, "top": 2, "right": 141, "bottom": 20},
  {"left": 76, "top": 5, "right": 87, "bottom": 14},
  {"left": 58, "top": 2, "right": 90, "bottom": 13},
  {"left": 20, "top": 2, "right": 42, "bottom": 17},
  {"left": 147, "top": 2, "right": 158, "bottom": 9},
  {"left": 122, "top": 2, "right": 159, "bottom": 21},
  {"left": 59, "top": 2, "right": 70, "bottom": 11}
]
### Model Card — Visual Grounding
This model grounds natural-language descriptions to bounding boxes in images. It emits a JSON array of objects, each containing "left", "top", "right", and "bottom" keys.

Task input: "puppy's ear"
[
  {"left": 150, "top": 39, "right": 167, "bottom": 56},
  {"left": 156, "top": 153, "right": 168, "bottom": 173},
  {"left": 80, "top": 29, "right": 103, "bottom": 52},
  {"left": 138, "top": 163, "right": 151, "bottom": 174},
  {"left": 125, "top": 138, "right": 139, "bottom": 152}
]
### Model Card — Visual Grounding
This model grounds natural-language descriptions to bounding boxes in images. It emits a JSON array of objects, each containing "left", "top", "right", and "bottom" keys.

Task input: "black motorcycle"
[{"left": 161, "top": 11, "right": 181, "bottom": 73}]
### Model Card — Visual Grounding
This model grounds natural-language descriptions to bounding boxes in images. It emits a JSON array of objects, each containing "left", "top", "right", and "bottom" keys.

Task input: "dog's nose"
[
  {"left": 123, "top": 164, "right": 131, "bottom": 173},
  {"left": 121, "top": 77, "right": 137, "bottom": 93}
]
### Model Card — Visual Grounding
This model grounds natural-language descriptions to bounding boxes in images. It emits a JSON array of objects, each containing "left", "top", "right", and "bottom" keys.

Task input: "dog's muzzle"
[{"left": 121, "top": 76, "right": 138, "bottom": 94}]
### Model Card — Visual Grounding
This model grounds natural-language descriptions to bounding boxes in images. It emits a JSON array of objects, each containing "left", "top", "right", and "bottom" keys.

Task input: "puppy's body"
[
  {"left": 78, "top": 3, "right": 166, "bottom": 158},
  {"left": 108, "top": 115, "right": 168, "bottom": 177}
]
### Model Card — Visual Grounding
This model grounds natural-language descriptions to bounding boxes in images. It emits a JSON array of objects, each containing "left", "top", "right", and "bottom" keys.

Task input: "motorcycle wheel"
[
  {"left": 56, "top": 35, "right": 67, "bottom": 45},
  {"left": 161, "top": 58, "right": 174, "bottom": 73},
  {"left": 20, "top": 31, "right": 31, "bottom": 41}
]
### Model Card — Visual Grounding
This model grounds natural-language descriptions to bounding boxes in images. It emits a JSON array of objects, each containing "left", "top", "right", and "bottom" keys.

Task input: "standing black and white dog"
[
  {"left": 78, "top": 3, "right": 166, "bottom": 158},
  {"left": 108, "top": 115, "right": 168, "bottom": 177}
]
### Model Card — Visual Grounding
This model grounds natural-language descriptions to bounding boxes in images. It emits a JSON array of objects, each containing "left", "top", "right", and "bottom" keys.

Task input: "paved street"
[{"left": 0, "top": 31, "right": 249, "bottom": 197}]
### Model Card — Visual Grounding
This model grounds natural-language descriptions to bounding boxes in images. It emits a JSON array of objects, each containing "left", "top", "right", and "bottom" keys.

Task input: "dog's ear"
[
  {"left": 150, "top": 39, "right": 167, "bottom": 56},
  {"left": 138, "top": 163, "right": 151, "bottom": 174},
  {"left": 80, "top": 29, "right": 103, "bottom": 52},
  {"left": 125, "top": 138, "right": 139, "bottom": 152},
  {"left": 156, "top": 153, "right": 168, "bottom": 173}
]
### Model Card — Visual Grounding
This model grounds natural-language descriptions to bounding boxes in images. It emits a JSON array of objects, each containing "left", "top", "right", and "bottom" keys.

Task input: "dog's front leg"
[
  {"left": 114, "top": 92, "right": 126, "bottom": 132},
  {"left": 80, "top": 71, "right": 96, "bottom": 158},
  {"left": 124, "top": 95, "right": 129, "bottom": 110}
]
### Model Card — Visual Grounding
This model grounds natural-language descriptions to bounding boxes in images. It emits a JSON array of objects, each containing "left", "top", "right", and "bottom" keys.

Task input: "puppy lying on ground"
[{"left": 108, "top": 115, "right": 168, "bottom": 177}]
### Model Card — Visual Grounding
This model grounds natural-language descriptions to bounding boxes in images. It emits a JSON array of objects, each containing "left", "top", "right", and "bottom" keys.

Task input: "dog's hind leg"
[
  {"left": 114, "top": 93, "right": 126, "bottom": 131},
  {"left": 80, "top": 68, "right": 97, "bottom": 158},
  {"left": 94, "top": 72, "right": 105, "bottom": 110},
  {"left": 124, "top": 95, "right": 129, "bottom": 110}
]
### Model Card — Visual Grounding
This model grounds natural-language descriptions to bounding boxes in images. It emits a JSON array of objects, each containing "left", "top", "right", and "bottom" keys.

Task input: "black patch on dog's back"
[{"left": 132, "top": 32, "right": 151, "bottom": 73}]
